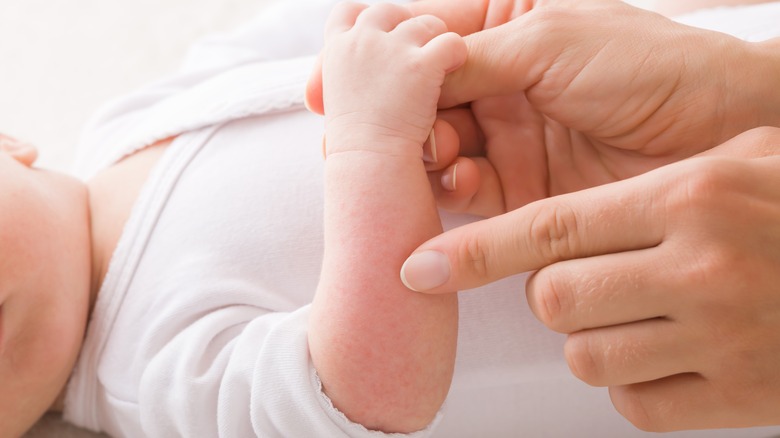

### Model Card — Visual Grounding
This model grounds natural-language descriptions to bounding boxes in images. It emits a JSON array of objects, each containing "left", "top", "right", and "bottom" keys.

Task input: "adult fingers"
[
  {"left": 400, "top": 171, "right": 668, "bottom": 293},
  {"left": 438, "top": 1, "right": 625, "bottom": 108},
  {"left": 407, "top": 0, "right": 535, "bottom": 36},
  {"left": 565, "top": 319, "right": 697, "bottom": 387},
  {"left": 439, "top": 17, "right": 549, "bottom": 108},
  {"left": 430, "top": 156, "right": 507, "bottom": 218},
  {"left": 423, "top": 119, "right": 460, "bottom": 171},
  {"left": 609, "top": 374, "right": 746, "bottom": 432},
  {"left": 406, "top": 0, "right": 495, "bottom": 36},
  {"left": 435, "top": 107, "right": 485, "bottom": 157},
  {"left": 526, "top": 248, "right": 678, "bottom": 334}
]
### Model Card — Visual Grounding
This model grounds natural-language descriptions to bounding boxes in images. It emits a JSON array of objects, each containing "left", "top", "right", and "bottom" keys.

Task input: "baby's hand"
[{"left": 321, "top": 2, "right": 466, "bottom": 158}]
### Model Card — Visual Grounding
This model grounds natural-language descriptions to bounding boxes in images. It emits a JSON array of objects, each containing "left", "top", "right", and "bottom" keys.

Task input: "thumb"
[
  {"left": 401, "top": 177, "right": 667, "bottom": 293},
  {"left": 439, "top": 16, "right": 550, "bottom": 108}
]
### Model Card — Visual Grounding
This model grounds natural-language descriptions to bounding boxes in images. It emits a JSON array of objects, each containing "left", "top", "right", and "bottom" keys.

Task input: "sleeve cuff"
[{"left": 311, "top": 367, "right": 443, "bottom": 438}]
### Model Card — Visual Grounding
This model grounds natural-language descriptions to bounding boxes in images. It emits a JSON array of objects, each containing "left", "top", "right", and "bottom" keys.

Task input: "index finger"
[{"left": 401, "top": 169, "right": 669, "bottom": 293}]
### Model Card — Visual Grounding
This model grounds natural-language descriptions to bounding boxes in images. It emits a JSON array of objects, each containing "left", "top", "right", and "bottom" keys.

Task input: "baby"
[
  {"left": 10, "top": 0, "right": 780, "bottom": 436},
  {"left": 1, "top": 1, "right": 465, "bottom": 436}
]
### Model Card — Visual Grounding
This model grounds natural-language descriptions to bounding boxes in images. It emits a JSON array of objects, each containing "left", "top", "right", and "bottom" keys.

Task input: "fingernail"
[
  {"left": 441, "top": 164, "right": 458, "bottom": 191},
  {"left": 422, "top": 129, "right": 438, "bottom": 163},
  {"left": 400, "top": 250, "right": 451, "bottom": 292}
]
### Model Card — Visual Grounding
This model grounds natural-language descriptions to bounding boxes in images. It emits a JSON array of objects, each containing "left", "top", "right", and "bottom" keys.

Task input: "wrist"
[
  {"left": 324, "top": 114, "right": 431, "bottom": 160},
  {"left": 750, "top": 39, "right": 780, "bottom": 128},
  {"left": 722, "top": 38, "right": 780, "bottom": 139},
  {"left": 323, "top": 130, "right": 425, "bottom": 161}
]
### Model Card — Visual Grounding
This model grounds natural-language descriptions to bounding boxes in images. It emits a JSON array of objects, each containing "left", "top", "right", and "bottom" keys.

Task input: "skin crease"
[{"left": 0, "top": 135, "right": 169, "bottom": 437}]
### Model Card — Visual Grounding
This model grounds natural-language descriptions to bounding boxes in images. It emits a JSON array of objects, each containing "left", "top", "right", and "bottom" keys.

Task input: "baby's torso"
[{"left": 87, "top": 137, "right": 174, "bottom": 292}]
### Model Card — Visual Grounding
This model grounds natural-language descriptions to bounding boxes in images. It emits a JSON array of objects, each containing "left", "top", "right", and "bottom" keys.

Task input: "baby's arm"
[{"left": 308, "top": 3, "right": 467, "bottom": 434}]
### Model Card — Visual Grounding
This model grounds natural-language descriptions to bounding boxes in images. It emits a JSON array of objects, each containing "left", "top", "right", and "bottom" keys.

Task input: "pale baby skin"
[{"left": 0, "top": 133, "right": 173, "bottom": 436}]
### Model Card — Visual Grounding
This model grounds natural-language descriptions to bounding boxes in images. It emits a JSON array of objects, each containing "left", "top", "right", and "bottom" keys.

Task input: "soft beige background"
[
  {"left": 2, "top": 0, "right": 651, "bottom": 436},
  {"left": 0, "top": 0, "right": 281, "bottom": 172}
]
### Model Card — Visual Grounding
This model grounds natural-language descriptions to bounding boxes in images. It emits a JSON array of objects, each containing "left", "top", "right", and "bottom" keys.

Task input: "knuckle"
[
  {"left": 690, "top": 245, "right": 736, "bottom": 285},
  {"left": 679, "top": 158, "right": 741, "bottom": 206},
  {"left": 611, "top": 387, "right": 660, "bottom": 432},
  {"left": 528, "top": 270, "right": 571, "bottom": 332},
  {"left": 456, "top": 232, "right": 491, "bottom": 281},
  {"left": 666, "top": 159, "right": 737, "bottom": 221},
  {"left": 529, "top": 202, "right": 582, "bottom": 262},
  {"left": 680, "top": 162, "right": 728, "bottom": 207},
  {"left": 675, "top": 242, "right": 722, "bottom": 288},
  {"left": 564, "top": 333, "right": 602, "bottom": 386}
]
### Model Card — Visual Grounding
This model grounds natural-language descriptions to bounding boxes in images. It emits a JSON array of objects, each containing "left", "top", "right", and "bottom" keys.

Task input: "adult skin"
[
  {"left": 307, "top": 0, "right": 780, "bottom": 432},
  {"left": 384, "top": 0, "right": 780, "bottom": 432},
  {"left": 429, "top": 0, "right": 780, "bottom": 214},
  {"left": 409, "top": 126, "right": 780, "bottom": 431},
  {"left": 656, "top": 0, "right": 772, "bottom": 15}
]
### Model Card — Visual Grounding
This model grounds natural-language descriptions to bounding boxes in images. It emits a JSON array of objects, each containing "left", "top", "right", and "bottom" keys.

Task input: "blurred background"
[
  {"left": 0, "top": 0, "right": 279, "bottom": 171},
  {"left": 0, "top": 0, "right": 654, "bottom": 172}
]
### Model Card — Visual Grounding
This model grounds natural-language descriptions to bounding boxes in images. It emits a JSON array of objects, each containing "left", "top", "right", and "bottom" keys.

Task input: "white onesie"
[{"left": 62, "top": 1, "right": 780, "bottom": 436}]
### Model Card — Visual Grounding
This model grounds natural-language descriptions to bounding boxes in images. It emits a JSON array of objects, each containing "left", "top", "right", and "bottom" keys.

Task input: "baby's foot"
[{"left": 321, "top": 2, "right": 467, "bottom": 157}]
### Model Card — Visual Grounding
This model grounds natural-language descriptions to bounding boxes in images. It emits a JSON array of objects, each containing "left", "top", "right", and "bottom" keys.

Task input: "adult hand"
[
  {"left": 401, "top": 127, "right": 780, "bottom": 431},
  {"left": 427, "top": 0, "right": 780, "bottom": 218}
]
